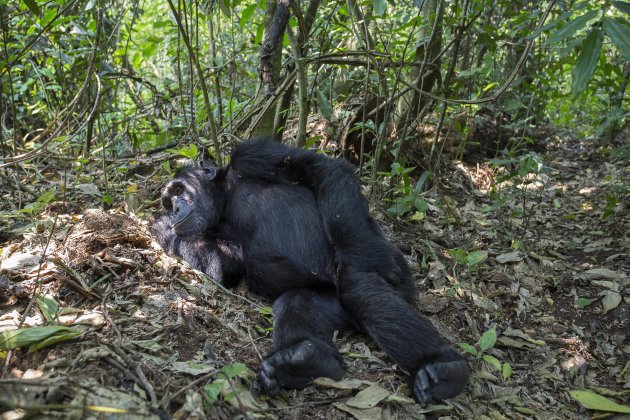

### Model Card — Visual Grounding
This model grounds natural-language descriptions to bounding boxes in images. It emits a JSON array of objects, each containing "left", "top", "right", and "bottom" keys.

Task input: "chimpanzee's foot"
[
  {"left": 258, "top": 339, "right": 344, "bottom": 396},
  {"left": 413, "top": 359, "right": 470, "bottom": 406}
]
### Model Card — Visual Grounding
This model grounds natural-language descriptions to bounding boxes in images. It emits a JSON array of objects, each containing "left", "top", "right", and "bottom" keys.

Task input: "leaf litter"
[{"left": 0, "top": 136, "right": 628, "bottom": 418}]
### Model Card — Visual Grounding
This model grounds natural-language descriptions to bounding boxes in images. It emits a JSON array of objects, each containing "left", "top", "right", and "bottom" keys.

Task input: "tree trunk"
[
  {"left": 251, "top": 0, "right": 290, "bottom": 138},
  {"left": 395, "top": 0, "right": 444, "bottom": 130}
]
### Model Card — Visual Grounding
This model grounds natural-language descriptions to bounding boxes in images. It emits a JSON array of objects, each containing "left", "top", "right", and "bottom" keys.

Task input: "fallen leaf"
[
  {"left": 345, "top": 384, "right": 391, "bottom": 409},
  {"left": 75, "top": 183, "right": 101, "bottom": 196},
  {"left": 0, "top": 253, "right": 40, "bottom": 272},
  {"left": 333, "top": 402, "right": 382, "bottom": 420},
  {"left": 569, "top": 389, "right": 630, "bottom": 413},
  {"left": 170, "top": 361, "right": 215, "bottom": 375},
  {"left": 313, "top": 377, "right": 365, "bottom": 390},
  {"left": 496, "top": 251, "right": 526, "bottom": 264},
  {"left": 601, "top": 290, "right": 621, "bottom": 314},
  {"left": 582, "top": 268, "right": 624, "bottom": 281}
]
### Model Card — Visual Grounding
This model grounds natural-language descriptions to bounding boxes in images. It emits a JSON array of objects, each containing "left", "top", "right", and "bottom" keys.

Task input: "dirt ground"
[{"left": 0, "top": 135, "right": 628, "bottom": 419}]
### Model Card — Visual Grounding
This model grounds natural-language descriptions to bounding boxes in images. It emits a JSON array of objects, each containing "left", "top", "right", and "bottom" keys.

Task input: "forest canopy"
[{"left": 1, "top": 0, "right": 628, "bottom": 168}]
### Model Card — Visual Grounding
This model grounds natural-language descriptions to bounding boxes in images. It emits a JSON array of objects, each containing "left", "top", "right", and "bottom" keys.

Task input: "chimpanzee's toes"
[{"left": 258, "top": 339, "right": 344, "bottom": 396}]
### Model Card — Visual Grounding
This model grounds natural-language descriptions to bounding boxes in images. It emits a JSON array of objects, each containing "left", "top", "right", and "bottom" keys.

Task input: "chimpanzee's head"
[{"left": 161, "top": 164, "right": 225, "bottom": 237}]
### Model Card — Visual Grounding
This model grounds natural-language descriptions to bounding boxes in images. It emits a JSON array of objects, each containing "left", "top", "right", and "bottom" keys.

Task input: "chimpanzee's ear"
[
  {"left": 199, "top": 147, "right": 219, "bottom": 181},
  {"left": 202, "top": 166, "right": 218, "bottom": 181}
]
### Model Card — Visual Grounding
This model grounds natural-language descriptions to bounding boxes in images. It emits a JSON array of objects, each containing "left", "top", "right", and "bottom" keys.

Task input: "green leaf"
[
  {"left": 0, "top": 326, "right": 80, "bottom": 351},
  {"left": 258, "top": 306, "right": 273, "bottom": 315},
  {"left": 569, "top": 389, "right": 630, "bottom": 413},
  {"left": 602, "top": 18, "right": 630, "bottom": 59},
  {"left": 545, "top": 10, "right": 599, "bottom": 44},
  {"left": 221, "top": 362, "right": 247, "bottom": 379},
  {"left": 413, "top": 171, "right": 432, "bottom": 194},
  {"left": 218, "top": 0, "right": 231, "bottom": 17},
  {"left": 240, "top": 4, "right": 258, "bottom": 27},
  {"left": 41, "top": 7, "right": 58, "bottom": 26},
  {"left": 602, "top": 290, "right": 621, "bottom": 314},
  {"left": 479, "top": 325, "right": 497, "bottom": 352},
  {"left": 22, "top": 0, "right": 40, "bottom": 16},
  {"left": 37, "top": 295, "right": 59, "bottom": 322},
  {"left": 572, "top": 28, "right": 603, "bottom": 95},
  {"left": 167, "top": 144, "right": 198, "bottom": 159},
  {"left": 29, "top": 330, "right": 80, "bottom": 352},
  {"left": 161, "top": 161, "right": 173, "bottom": 175},
  {"left": 613, "top": 1, "right": 630, "bottom": 16},
  {"left": 467, "top": 251, "right": 488, "bottom": 267},
  {"left": 502, "top": 362, "right": 512, "bottom": 380},
  {"left": 255, "top": 22, "right": 265, "bottom": 44},
  {"left": 482, "top": 354, "right": 502, "bottom": 371},
  {"left": 317, "top": 89, "right": 333, "bottom": 122},
  {"left": 373, "top": 0, "right": 387, "bottom": 16},
  {"left": 448, "top": 249, "right": 468, "bottom": 266},
  {"left": 414, "top": 197, "right": 428, "bottom": 212},
  {"left": 39, "top": 189, "right": 56, "bottom": 204},
  {"left": 458, "top": 342, "right": 478, "bottom": 356},
  {"left": 483, "top": 82, "right": 497, "bottom": 92},
  {"left": 19, "top": 188, "right": 56, "bottom": 216},
  {"left": 204, "top": 379, "right": 227, "bottom": 405},
  {"left": 575, "top": 297, "right": 594, "bottom": 308}
]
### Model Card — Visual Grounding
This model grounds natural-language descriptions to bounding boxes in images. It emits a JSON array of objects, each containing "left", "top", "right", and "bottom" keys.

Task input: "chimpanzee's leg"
[
  {"left": 339, "top": 268, "right": 469, "bottom": 406},
  {"left": 258, "top": 288, "right": 353, "bottom": 396}
]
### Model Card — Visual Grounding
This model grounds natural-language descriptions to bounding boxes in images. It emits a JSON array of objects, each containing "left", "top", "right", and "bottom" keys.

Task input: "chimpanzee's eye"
[{"left": 172, "top": 185, "right": 185, "bottom": 196}]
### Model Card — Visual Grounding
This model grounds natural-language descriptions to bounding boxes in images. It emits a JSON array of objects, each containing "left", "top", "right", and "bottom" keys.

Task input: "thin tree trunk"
[
  {"left": 287, "top": 26, "right": 308, "bottom": 147},
  {"left": 273, "top": 0, "right": 320, "bottom": 140},
  {"left": 252, "top": 0, "right": 290, "bottom": 137}
]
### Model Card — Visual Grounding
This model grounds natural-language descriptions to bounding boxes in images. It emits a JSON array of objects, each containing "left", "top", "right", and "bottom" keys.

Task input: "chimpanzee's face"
[{"left": 161, "top": 165, "right": 224, "bottom": 237}]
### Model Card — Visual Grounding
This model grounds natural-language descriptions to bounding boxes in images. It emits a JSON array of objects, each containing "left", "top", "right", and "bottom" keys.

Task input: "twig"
[
  {"left": 105, "top": 340, "right": 158, "bottom": 404},
  {"left": 247, "top": 326, "right": 263, "bottom": 362},
  {"left": 196, "top": 271, "right": 264, "bottom": 310},
  {"left": 0, "top": 170, "right": 38, "bottom": 199},
  {"left": 170, "top": 370, "right": 218, "bottom": 400},
  {"left": 1, "top": 214, "right": 59, "bottom": 378},
  {"left": 398, "top": 0, "right": 557, "bottom": 105}
]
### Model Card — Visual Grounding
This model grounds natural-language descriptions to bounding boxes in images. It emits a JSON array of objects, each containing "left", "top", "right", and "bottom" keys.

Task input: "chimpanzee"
[{"left": 152, "top": 138, "right": 470, "bottom": 405}]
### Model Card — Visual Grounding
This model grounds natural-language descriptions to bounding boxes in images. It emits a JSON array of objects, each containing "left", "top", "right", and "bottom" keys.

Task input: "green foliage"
[
  {"left": 255, "top": 306, "right": 274, "bottom": 334},
  {"left": 602, "top": 18, "right": 630, "bottom": 59},
  {"left": 381, "top": 164, "right": 431, "bottom": 219},
  {"left": 2, "top": 0, "right": 627, "bottom": 217},
  {"left": 37, "top": 295, "right": 59, "bottom": 322},
  {"left": 0, "top": 326, "right": 80, "bottom": 352},
  {"left": 479, "top": 325, "right": 497, "bottom": 352},
  {"left": 203, "top": 362, "right": 253, "bottom": 406},
  {"left": 448, "top": 249, "right": 488, "bottom": 269},
  {"left": 459, "top": 325, "right": 512, "bottom": 380},
  {"left": 569, "top": 390, "right": 630, "bottom": 413},
  {"left": 167, "top": 144, "right": 198, "bottom": 159},
  {"left": 601, "top": 194, "right": 620, "bottom": 220},
  {"left": 17, "top": 189, "right": 56, "bottom": 217},
  {"left": 572, "top": 28, "right": 603, "bottom": 95},
  {"left": 575, "top": 297, "right": 595, "bottom": 308}
]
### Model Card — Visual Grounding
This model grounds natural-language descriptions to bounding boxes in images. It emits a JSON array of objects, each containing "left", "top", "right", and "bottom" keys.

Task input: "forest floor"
[{"left": 0, "top": 134, "right": 628, "bottom": 419}]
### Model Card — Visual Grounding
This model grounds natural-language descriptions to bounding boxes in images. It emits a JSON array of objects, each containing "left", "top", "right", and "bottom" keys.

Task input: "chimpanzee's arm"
[
  {"left": 151, "top": 214, "right": 244, "bottom": 287},
  {"left": 230, "top": 138, "right": 404, "bottom": 285}
]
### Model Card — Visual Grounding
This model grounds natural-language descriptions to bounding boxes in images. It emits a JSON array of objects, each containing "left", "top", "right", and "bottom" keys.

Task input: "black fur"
[{"left": 152, "top": 138, "right": 469, "bottom": 405}]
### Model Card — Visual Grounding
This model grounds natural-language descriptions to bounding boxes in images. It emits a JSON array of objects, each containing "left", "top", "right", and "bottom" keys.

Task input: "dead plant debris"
[{"left": 0, "top": 138, "right": 628, "bottom": 419}]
